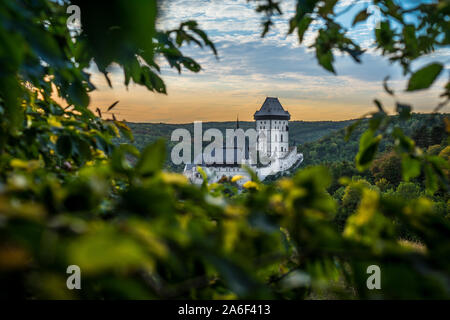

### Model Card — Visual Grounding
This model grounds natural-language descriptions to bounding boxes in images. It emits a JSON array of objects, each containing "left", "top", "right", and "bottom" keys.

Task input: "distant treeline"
[
  {"left": 115, "top": 114, "right": 447, "bottom": 174},
  {"left": 117, "top": 120, "right": 353, "bottom": 172},
  {"left": 300, "top": 113, "right": 448, "bottom": 166}
]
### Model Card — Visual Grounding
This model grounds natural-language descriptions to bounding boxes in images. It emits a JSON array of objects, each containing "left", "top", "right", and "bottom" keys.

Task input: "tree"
[
  {"left": 371, "top": 151, "right": 402, "bottom": 186},
  {"left": 342, "top": 179, "right": 373, "bottom": 213},
  {"left": 396, "top": 182, "right": 422, "bottom": 200},
  {"left": 375, "top": 178, "right": 390, "bottom": 192},
  {"left": 430, "top": 124, "right": 447, "bottom": 146}
]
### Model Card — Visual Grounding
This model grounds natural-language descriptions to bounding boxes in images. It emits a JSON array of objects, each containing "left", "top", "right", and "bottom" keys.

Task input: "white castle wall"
[
  {"left": 257, "top": 147, "right": 303, "bottom": 180},
  {"left": 256, "top": 119, "right": 289, "bottom": 158},
  {"left": 184, "top": 148, "right": 303, "bottom": 185},
  {"left": 184, "top": 166, "right": 251, "bottom": 186}
]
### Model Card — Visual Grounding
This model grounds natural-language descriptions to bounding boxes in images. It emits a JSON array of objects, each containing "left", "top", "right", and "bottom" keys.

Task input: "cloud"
[{"left": 86, "top": 0, "right": 448, "bottom": 123}]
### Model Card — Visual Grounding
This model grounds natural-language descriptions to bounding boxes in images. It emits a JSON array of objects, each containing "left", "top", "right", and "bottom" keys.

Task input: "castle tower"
[{"left": 254, "top": 97, "right": 290, "bottom": 159}]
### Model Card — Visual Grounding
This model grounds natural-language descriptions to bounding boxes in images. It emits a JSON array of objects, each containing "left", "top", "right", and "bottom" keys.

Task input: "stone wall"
[
  {"left": 257, "top": 147, "right": 303, "bottom": 180},
  {"left": 184, "top": 147, "right": 303, "bottom": 185}
]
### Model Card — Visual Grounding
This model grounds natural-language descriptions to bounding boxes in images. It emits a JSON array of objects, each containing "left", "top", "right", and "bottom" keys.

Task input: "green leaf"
[
  {"left": 56, "top": 135, "right": 73, "bottom": 158},
  {"left": 68, "top": 82, "right": 90, "bottom": 108},
  {"left": 407, "top": 63, "right": 444, "bottom": 91},
  {"left": 316, "top": 49, "right": 335, "bottom": 74},
  {"left": 115, "top": 121, "right": 134, "bottom": 142},
  {"left": 424, "top": 164, "right": 439, "bottom": 195},
  {"left": 355, "top": 130, "right": 381, "bottom": 171},
  {"left": 135, "top": 139, "right": 166, "bottom": 176},
  {"left": 73, "top": 138, "right": 92, "bottom": 165},
  {"left": 402, "top": 156, "right": 421, "bottom": 181},
  {"left": 369, "top": 111, "right": 386, "bottom": 131},
  {"left": 396, "top": 103, "right": 411, "bottom": 120},
  {"left": 383, "top": 76, "right": 395, "bottom": 96},
  {"left": 297, "top": 16, "right": 312, "bottom": 43},
  {"left": 319, "top": 0, "right": 339, "bottom": 16},
  {"left": 345, "top": 119, "right": 362, "bottom": 141},
  {"left": 111, "top": 144, "right": 140, "bottom": 174},
  {"left": 107, "top": 101, "right": 120, "bottom": 111},
  {"left": 352, "top": 9, "right": 369, "bottom": 26},
  {"left": 68, "top": 226, "right": 152, "bottom": 275},
  {"left": 373, "top": 99, "right": 384, "bottom": 112},
  {"left": 392, "top": 127, "right": 415, "bottom": 153}
]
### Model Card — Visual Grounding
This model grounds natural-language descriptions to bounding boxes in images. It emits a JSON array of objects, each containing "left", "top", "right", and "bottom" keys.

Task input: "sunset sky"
[{"left": 87, "top": 0, "right": 448, "bottom": 123}]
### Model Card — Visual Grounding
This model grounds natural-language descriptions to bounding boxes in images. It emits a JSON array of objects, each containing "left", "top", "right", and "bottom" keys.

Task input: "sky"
[{"left": 87, "top": 0, "right": 449, "bottom": 123}]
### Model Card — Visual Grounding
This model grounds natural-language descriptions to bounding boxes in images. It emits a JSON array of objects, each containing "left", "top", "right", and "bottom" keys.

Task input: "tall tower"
[{"left": 254, "top": 97, "right": 290, "bottom": 159}]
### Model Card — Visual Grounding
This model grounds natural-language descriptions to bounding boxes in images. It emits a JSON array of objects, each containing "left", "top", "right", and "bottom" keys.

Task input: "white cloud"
[{"left": 86, "top": 0, "right": 448, "bottom": 122}]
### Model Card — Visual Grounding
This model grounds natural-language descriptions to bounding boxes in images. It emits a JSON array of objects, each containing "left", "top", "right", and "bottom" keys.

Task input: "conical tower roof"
[{"left": 254, "top": 97, "right": 290, "bottom": 120}]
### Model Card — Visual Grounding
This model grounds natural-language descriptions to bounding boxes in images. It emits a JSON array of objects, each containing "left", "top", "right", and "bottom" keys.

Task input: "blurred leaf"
[
  {"left": 115, "top": 121, "right": 134, "bottom": 142},
  {"left": 396, "top": 103, "right": 411, "bottom": 120},
  {"left": 317, "top": 49, "right": 335, "bottom": 74},
  {"left": 402, "top": 156, "right": 421, "bottom": 181},
  {"left": 135, "top": 139, "right": 166, "bottom": 176},
  {"left": 356, "top": 130, "right": 382, "bottom": 170},
  {"left": 393, "top": 127, "right": 415, "bottom": 153},
  {"left": 383, "top": 76, "right": 395, "bottom": 96},
  {"left": 352, "top": 9, "right": 369, "bottom": 26},
  {"left": 68, "top": 225, "right": 153, "bottom": 275},
  {"left": 297, "top": 16, "right": 312, "bottom": 43},
  {"left": 107, "top": 100, "right": 120, "bottom": 111},
  {"left": 424, "top": 164, "right": 439, "bottom": 195},
  {"left": 407, "top": 63, "right": 444, "bottom": 91},
  {"left": 373, "top": 99, "right": 384, "bottom": 113},
  {"left": 56, "top": 135, "right": 73, "bottom": 158}
]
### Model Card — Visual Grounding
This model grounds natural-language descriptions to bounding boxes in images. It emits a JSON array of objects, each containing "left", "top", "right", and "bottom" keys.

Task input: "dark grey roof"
[
  {"left": 185, "top": 141, "right": 249, "bottom": 169},
  {"left": 254, "top": 97, "right": 290, "bottom": 120}
]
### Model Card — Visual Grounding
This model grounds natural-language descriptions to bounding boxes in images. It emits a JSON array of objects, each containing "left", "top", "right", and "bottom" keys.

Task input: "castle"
[{"left": 183, "top": 97, "right": 303, "bottom": 184}]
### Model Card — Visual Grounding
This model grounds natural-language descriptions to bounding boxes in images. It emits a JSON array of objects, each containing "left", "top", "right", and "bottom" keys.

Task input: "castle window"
[{"left": 281, "top": 134, "right": 283, "bottom": 142}]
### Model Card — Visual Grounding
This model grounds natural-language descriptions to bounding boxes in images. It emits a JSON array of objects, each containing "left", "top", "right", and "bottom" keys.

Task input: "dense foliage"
[
  {"left": 0, "top": 0, "right": 449, "bottom": 300},
  {"left": 301, "top": 113, "right": 448, "bottom": 166}
]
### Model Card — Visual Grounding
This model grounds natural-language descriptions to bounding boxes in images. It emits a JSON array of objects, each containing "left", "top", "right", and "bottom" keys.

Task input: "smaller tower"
[{"left": 254, "top": 97, "right": 290, "bottom": 159}]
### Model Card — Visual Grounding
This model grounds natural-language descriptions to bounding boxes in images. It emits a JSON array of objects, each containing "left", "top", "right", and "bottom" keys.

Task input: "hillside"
[
  {"left": 120, "top": 120, "right": 353, "bottom": 171},
  {"left": 125, "top": 120, "right": 352, "bottom": 148},
  {"left": 116, "top": 114, "right": 447, "bottom": 173},
  {"left": 299, "top": 113, "right": 448, "bottom": 166}
]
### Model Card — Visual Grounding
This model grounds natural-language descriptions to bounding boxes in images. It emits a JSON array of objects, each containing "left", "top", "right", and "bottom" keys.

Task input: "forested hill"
[
  {"left": 299, "top": 113, "right": 448, "bottom": 166},
  {"left": 124, "top": 119, "right": 352, "bottom": 150},
  {"left": 117, "top": 114, "right": 447, "bottom": 172},
  {"left": 121, "top": 120, "right": 353, "bottom": 171}
]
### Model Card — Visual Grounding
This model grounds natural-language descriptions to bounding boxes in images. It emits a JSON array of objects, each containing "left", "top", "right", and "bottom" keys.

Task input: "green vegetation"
[
  {"left": 300, "top": 113, "right": 448, "bottom": 166},
  {"left": 119, "top": 120, "right": 352, "bottom": 172},
  {"left": 0, "top": 0, "right": 449, "bottom": 300}
]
